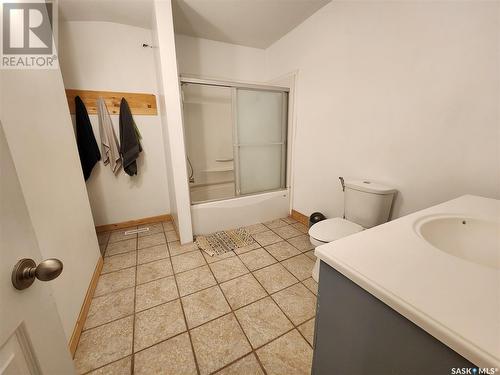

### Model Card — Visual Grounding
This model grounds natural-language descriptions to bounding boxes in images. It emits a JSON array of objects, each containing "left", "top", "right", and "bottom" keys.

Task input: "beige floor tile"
[
  {"left": 273, "top": 225, "right": 302, "bottom": 239},
  {"left": 203, "top": 250, "right": 236, "bottom": 263},
  {"left": 136, "top": 258, "right": 173, "bottom": 285},
  {"left": 282, "top": 217, "right": 297, "bottom": 225},
  {"left": 215, "top": 354, "right": 264, "bottom": 375},
  {"left": 219, "top": 274, "right": 267, "bottom": 310},
  {"left": 287, "top": 234, "right": 314, "bottom": 252},
  {"left": 168, "top": 241, "right": 199, "bottom": 256},
  {"left": 238, "top": 248, "right": 276, "bottom": 271},
  {"left": 105, "top": 239, "right": 136, "bottom": 257},
  {"left": 244, "top": 223, "right": 268, "bottom": 234},
  {"left": 87, "top": 356, "right": 131, "bottom": 375},
  {"left": 137, "top": 244, "right": 169, "bottom": 265},
  {"left": 181, "top": 286, "right": 231, "bottom": 328},
  {"left": 108, "top": 227, "right": 137, "bottom": 243},
  {"left": 102, "top": 252, "right": 136, "bottom": 274},
  {"left": 84, "top": 288, "right": 134, "bottom": 330},
  {"left": 74, "top": 316, "right": 133, "bottom": 374},
  {"left": 253, "top": 263, "right": 298, "bottom": 294},
  {"left": 291, "top": 222, "right": 309, "bottom": 234},
  {"left": 252, "top": 230, "right": 282, "bottom": 247},
  {"left": 97, "top": 232, "right": 110, "bottom": 246},
  {"left": 256, "top": 329, "right": 313, "bottom": 375},
  {"left": 281, "top": 254, "right": 315, "bottom": 281},
  {"left": 272, "top": 283, "right": 316, "bottom": 325},
  {"left": 265, "top": 241, "right": 301, "bottom": 261},
  {"left": 176, "top": 265, "right": 217, "bottom": 296},
  {"left": 302, "top": 277, "right": 318, "bottom": 295},
  {"left": 134, "top": 332, "right": 197, "bottom": 375},
  {"left": 171, "top": 251, "right": 206, "bottom": 273},
  {"left": 134, "top": 299, "right": 186, "bottom": 352},
  {"left": 138, "top": 223, "right": 164, "bottom": 237},
  {"left": 162, "top": 221, "right": 175, "bottom": 232},
  {"left": 305, "top": 249, "right": 316, "bottom": 260},
  {"left": 165, "top": 230, "right": 179, "bottom": 242},
  {"left": 233, "top": 242, "right": 261, "bottom": 255},
  {"left": 138, "top": 232, "right": 166, "bottom": 249},
  {"left": 298, "top": 318, "right": 315, "bottom": 346},
  {"left": 209, "top": 256, "right": 249, "bottom": 283},
  {"left": 234, "top": 297, "right": 293, "bottom": 349},
  {"left": 264, "top": 219, "right": 288, "bottom": 229},
  {"left": 190, "top": 314, "right": 252, "bottom": 375},
  {"left": 135, "top": 276, "right": 178, "bottom": 312},
  {"left": 94, "top": 268, "right": 135, "bottom": 297}
]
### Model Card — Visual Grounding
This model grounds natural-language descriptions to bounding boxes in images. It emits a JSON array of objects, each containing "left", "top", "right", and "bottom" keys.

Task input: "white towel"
[{"left": 97, "top": 97, "right": 121, "bottom": 173}]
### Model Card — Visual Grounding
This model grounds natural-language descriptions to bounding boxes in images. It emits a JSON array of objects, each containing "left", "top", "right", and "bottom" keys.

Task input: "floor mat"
[{"left": 196, "top": 227, "right": 255, "bottom": 256}]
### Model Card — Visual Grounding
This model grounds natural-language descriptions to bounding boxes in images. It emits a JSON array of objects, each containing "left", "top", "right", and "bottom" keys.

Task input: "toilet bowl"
[
  {"left": 308, "top": 179, "right": 397, "bottom": 282},
  {"left": 309, "top": 218, "right": 364, "bottom": 281}
]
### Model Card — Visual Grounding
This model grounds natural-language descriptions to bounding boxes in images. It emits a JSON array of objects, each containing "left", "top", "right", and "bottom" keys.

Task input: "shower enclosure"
[{"left": 181, "top": 76, "right": 290, "bottom": 233}]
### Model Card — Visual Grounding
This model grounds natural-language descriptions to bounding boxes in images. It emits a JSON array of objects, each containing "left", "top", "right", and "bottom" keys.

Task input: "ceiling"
[
  {"left": 58, "top": 0, "right": 331, "bottom": 49},
  {"left": 58, "top": 0, "right": 154, "bottom": 29},
  {"left": 172, "top": 0, "right": 331, "bottom": 48}
]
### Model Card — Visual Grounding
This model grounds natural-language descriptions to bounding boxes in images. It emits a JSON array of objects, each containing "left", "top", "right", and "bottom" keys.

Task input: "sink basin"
[{"left": 417, "top": 216, "right": 500, "bottom": 270}]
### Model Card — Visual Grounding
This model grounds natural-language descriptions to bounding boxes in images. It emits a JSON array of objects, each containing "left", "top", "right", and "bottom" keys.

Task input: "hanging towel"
[
  {"left": 119, "top": 98, "right": 142, "bottom": 176},
  {"left": 97, "top": 97, "right": 121, "bottom": 173},
  {"left": 75, "top": 96, "right": 101, "bottom": 180}
]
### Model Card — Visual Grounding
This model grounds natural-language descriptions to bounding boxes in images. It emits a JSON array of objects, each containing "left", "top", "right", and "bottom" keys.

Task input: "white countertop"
[{"left": 315, "top": 195, "right": 500, "bottom": 368}]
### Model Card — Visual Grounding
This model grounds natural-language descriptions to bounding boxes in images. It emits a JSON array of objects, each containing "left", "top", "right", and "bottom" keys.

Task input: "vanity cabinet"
[{"left": 312, "top": 262, "right": 475, "bottom": 375}]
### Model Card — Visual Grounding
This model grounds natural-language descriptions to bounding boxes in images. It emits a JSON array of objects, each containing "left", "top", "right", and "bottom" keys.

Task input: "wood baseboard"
[
  {"left": 69, "top": 256, "right": 103, "bottom": 357},
  {"left": 95, "top": 214, "right": 172, "bottom": 233},
  {"left": 291, "top": 209, "right": 308, "bottom": 226}
]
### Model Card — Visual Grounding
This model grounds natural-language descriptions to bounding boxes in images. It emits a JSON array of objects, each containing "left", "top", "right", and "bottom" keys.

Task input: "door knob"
[{"left": 11, "top": 258, "right": 63, "bottom": 290}]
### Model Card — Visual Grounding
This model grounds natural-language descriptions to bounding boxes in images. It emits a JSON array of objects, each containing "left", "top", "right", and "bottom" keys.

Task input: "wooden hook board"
[{"left": 66, "top": 89, "right": 158, "bottom": 116}]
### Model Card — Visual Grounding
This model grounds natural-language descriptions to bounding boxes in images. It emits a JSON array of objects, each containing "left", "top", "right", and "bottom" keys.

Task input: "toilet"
[{"left": 309, "top": 179, "right": 397, "bottom": 281}]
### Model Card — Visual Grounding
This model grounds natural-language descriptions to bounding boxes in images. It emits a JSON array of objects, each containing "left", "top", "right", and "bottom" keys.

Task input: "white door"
[{"left": 0, "top": 123, "right": 75, "bottom": 373}]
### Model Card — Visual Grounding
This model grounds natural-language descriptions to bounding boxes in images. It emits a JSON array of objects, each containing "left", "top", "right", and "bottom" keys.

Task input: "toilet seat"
[{"left": 309, "top": 217, "right": 364, "bottom": 243}]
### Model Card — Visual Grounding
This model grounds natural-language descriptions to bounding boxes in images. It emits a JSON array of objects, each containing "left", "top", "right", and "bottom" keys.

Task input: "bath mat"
[{"left": 196, "top": 228, "right": 255, "bottom": 256}]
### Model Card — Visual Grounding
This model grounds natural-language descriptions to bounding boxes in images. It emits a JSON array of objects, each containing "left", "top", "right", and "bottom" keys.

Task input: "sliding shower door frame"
[{"left": 180, "top": 75, "right": 290, "bottom": 203}]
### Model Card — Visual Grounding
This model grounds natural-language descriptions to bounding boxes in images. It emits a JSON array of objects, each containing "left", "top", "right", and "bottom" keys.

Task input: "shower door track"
[{"left": 180, "top": 75, "right": 290, "bottom": 93}]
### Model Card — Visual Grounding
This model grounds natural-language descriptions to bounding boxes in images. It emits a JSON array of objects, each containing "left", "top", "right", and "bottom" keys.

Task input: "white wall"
[
  {"left": 153, "top": 1, "right": 193, "bottom": 243},
  {"left": 59, "top": 21, "right": 170, "bottom": 226},
  {"left": 1, "top": 65, "right": 101, "bottom": 340},
  {"left": 266, "top": 1, "right": 500, "bottom": 219},
  {"left": 175, "top": 34, "right": 267, "bottom": 82}
]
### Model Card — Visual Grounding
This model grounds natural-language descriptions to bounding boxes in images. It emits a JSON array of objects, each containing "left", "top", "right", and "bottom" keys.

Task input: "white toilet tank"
[{"left": 344, "top": 180, "right": 397, "bottom": 228}]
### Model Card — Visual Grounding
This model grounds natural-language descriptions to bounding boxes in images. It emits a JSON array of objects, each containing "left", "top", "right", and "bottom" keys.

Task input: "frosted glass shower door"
[{"left": 234, "top": 89, "right": 288, "bottom": 195}]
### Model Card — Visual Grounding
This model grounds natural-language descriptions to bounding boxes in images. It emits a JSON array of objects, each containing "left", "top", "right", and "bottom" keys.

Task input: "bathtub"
[
  {"left": 190, "top": 189, "right": 290, "bottom": 235},
  {"left": 315, "top": 195, "right": 500, "bottom": 368}
]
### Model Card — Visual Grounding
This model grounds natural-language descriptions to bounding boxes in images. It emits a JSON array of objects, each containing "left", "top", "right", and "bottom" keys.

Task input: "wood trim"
[
  {"left": 66, "top": 89, "right": 158, "bottom": 116},
  {"left": 291, "top": 209, "right": 308, "bottom": 226},
  {"left": 69, "top": 256, "right": 103, "bottom": 357},
  {"left": 95, "top": 214, "right": 172, "bottom": 233}
]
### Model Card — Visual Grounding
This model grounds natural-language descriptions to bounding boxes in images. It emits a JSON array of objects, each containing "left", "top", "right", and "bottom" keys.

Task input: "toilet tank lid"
[
  {"left": 309, "top": 218, "right": 363, "bottom": 243},
  {"left": 345, "top": 180, "right": 397, "bottom": 195}
]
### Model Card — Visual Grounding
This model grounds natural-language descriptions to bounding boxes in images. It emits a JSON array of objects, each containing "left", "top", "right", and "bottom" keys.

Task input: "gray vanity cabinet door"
[{"left": 312, "top": 262, "right": 474, "bottom": 375}]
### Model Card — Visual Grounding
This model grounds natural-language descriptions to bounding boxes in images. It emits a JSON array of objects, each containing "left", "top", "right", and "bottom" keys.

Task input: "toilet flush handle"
[{"left": 339, "top": 176, "right": 345, "bottom": 192}]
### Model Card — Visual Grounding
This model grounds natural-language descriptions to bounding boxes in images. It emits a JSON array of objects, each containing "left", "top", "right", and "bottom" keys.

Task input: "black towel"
[
  {"left": 119, "top": 98, "right": 142, "bottom": 176},
  {"left": 75, "top": 96, "right": 101, "bottom": 180}
]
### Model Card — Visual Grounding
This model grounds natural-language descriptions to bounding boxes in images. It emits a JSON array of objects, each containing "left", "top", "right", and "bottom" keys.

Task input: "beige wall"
[
  {"left": 59, "top": 21, "right": 170, "bottom": 226},
  {"left": 175, "top": 34, "right": 267, "bottom": 82},
  {"left": 266, "top": 1, "right": 500, "bottom": 218}
]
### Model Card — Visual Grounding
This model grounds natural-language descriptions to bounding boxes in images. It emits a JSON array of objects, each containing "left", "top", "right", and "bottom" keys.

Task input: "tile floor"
[{"left": 75, "top": 218, "right": 318, "bottom": 375}]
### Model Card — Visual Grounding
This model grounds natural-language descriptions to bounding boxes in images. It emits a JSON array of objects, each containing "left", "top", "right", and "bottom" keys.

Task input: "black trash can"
[{"left": 309, "top": 212, "right": 326, "bottom": 228}]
